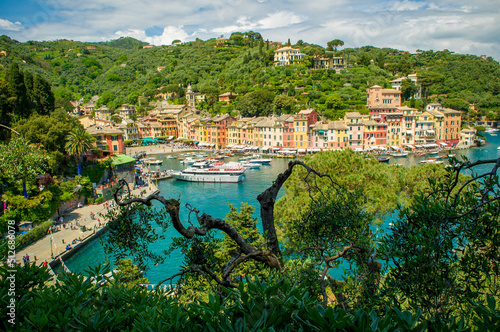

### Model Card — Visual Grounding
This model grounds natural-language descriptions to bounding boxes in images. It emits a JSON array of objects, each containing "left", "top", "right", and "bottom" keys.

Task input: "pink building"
[
  {"left": 366, "top": 85, "right": 402, "bottom": 109},
  {"left": 344, "top": 112, "right": 368, "bottom": 151}
]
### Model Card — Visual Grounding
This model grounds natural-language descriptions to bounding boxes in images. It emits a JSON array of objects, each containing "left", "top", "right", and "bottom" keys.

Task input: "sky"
[{"left": 0, "top": 0, "right": 499, "bottom": 61}]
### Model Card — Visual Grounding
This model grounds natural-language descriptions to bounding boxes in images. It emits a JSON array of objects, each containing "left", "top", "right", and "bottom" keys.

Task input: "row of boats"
[
  {"left": 137, "top": 154, "right": 273, "bottom": 184},
  {"left": 171, "top": 155, "right": 274, "bottom": 183},
  {"left": 375, "top": 150, "right": 456, "bottom": 164}
]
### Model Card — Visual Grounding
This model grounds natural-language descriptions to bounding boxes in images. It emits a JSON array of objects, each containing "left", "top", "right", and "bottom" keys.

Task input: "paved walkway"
[{"left": 16, "top": 182, "right": 158, "bottom": 266}]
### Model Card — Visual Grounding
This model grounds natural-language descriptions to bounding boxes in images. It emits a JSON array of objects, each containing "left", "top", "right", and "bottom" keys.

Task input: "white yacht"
[
  {"left": 170, "top": 162, "right": 245, "bottom": 183},
  {"left": 142, "top": 158, "right": 163, "bottom": 165},
  {"left": 248, "top": 154, "right": 272, "bottom": 165},
  {"left": 240, "top": 161, "right": 261, "bottom": 169}
]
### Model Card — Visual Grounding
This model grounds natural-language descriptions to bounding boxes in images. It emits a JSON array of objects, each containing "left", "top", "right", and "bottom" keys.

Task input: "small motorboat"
[
  {"left": 143, "top": 158, "right": 163, "bottom": 165},
  {"left": 390, "top": 152, "right": 408, "bottom": 158},
  {"left": 376, "top": 157, "right": 390, "bottom": 163}
]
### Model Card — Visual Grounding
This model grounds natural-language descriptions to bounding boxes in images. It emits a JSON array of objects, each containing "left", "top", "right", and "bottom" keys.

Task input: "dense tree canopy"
[
  {"left": 2, "top": 34, "right": 499, "bottom": 122},
  {"left": 0, "top": 135, "right": 49, "bottom": 198},
  {"left": 236, "top": 90, "right": 274, "bottom": 117}
]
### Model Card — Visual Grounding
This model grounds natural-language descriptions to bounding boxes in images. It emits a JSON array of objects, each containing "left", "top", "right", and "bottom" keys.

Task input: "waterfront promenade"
[{"left": 15, "top": 181, "right": 158, "bottom": 267}]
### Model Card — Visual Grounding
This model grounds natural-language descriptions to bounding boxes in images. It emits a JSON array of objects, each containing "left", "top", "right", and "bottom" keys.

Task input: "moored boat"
[
  {"left": 376, "top": 157, "right": 390, "bottom": 163},
  {"left": 240, "top": 161, "right": 261, "bottom": 169},
  {"left": 143, "top": 158, "right": 163, "bottom": 165},
  {"left": 390, "top": 152, "right": 408, "bottom": 158},
  {"left": 180, "top": 157, "right": 204, "bottom": 164},
  {"left": 248, "top": 154, "right": 272, "bottom": 165},
  {"left": 170, "top": 162, "right": 245, "bottom": 183},
  {"left": 147, "top": 170, "right": 172, "bottom": 181}
]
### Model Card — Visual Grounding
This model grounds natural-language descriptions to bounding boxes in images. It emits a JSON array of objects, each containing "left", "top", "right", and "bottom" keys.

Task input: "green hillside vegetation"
[{"left": 1, "top": 33, "right": 499, "bottom": 123}]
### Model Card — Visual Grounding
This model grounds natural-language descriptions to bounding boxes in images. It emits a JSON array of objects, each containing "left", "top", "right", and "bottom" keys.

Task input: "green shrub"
[
  {"left": 0, "top": 219, "right": 54, "bottom": 259},
  {"left": 1, "top": 265, "right": 497, "bottom": 331}
]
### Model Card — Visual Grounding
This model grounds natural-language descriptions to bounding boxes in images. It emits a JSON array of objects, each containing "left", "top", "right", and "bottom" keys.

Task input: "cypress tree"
[{"left": 7, "top": 63, "right": 30, "bottom": 121}]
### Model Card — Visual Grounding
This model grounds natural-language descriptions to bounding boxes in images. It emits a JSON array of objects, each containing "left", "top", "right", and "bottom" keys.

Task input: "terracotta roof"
[
  {"left": 345, "top": 112, "right": 363, "bottom": 118},
  {"left": 87, "top": 126, "right": 124, "bottom": 135},
  {"left": 441, "top": 108, "right": 462, "bottom": 114},
  {"left": 426, "top": 109, "right": 445, "bottom": 118},
  {"left": 329, "top": 121, "right": 349, "bottom": 130},
  {"left": 298, "top": 109, "right": 315, "bottom": 115}
]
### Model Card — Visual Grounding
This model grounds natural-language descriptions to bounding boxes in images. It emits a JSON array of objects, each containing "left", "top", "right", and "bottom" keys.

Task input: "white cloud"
[
  {"left": 115, "top": 26, "right": 190, "bottom": 45},
  {"left": 114, "top": 29, "right": 147, "bottom": 41},
  {"left": 257, "top": 11, "right": 302, "bottom": 29},
  {"left": 0, "top": 18, "right": 23, "bottom": 31},
  {"left": 212, "top": 11, "right": 303, "bottom": 35},
  {"left": 145, "top": 26, "right": 190, "bottom": 45},
  {"left": 389, "top": 0, "right": 426, "bottom": 11}
]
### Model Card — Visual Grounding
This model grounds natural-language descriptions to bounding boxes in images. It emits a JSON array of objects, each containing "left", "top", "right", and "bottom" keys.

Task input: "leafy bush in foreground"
[{"left": 1, "top": 263, "right": 499, "bottom": 331}]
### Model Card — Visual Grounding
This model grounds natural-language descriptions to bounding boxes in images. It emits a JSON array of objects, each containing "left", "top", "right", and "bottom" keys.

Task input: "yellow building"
[
  {"left": 293, "top": 116, "right": 308, "bottom": 148},
  {"left": 227, "top": 117, "right": 255, "bottom": 146},
  {"left": 425, "top": 103, "right": 462, "bottom": 146},
  {"left": 274, "top": 47, "right": 305, "bottom": 66}
]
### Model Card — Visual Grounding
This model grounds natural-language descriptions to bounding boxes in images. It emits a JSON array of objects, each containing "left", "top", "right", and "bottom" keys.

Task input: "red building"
[
  {"left": 280, "top": 114, "right": 295, "bottom": 148},
  {"left": 362, "top": 120, "right": 387, "bottom": 147},
  {"left": 86, "top": 126, "right": 125, "bottom": 156}
]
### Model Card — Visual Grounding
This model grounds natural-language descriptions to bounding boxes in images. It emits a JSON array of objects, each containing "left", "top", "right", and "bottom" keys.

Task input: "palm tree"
[{"left": 65, "top": 128, "right": 93, "bottom": 176}]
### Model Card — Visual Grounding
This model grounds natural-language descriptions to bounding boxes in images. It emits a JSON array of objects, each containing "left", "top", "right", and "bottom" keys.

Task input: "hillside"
[{"left": 1, "top": 33, "right": 499, "bottom": 120}]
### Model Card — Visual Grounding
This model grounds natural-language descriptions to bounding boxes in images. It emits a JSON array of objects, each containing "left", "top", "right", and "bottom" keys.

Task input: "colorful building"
[
  {"left": 281, "top": 114, "right": 295, "bottom": 148},
  {"left": 344, "top": 112, "right": 367, "bottom": 151},
  {"left": 363, "top": 120, "right": 387, "bottom": 148},
  {"left": 86, "top": 126, "right": 125, "bottom": 155},
  {"left": 366, "top": 85, "right": 402, "bottom": 109}
]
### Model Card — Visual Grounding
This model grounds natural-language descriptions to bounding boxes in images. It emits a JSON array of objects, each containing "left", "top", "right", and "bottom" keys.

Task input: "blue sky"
[{"left": 1, "top": 0, "right": 499, "bottom": 60}]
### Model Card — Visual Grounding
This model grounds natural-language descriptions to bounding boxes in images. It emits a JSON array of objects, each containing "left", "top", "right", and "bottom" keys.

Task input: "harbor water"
[{"left": 62, "top": 132, "right": 500, "bottom": 283}]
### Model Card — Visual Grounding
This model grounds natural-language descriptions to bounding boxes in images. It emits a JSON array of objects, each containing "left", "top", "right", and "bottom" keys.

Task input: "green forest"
[{"left": 1, "top": 32, "right": 500, "bottom": 125}]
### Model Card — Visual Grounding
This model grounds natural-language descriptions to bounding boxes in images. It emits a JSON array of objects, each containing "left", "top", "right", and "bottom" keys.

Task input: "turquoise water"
[
  {"left": 61, "top": 156, "right": 293, "bottom": 281},
  {"left": 62, "top": 133, "right": 500, "bottom": 282}
]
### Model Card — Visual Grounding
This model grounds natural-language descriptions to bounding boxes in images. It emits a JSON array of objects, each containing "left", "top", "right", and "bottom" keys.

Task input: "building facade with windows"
[
  {"left": 274, "top": 47, "right": 305, "bottom": 66},
  {"left": 366, "top": 85, "right": 402, "bottom": 109},
  {"left": 86, "top": 126, "right": 125, "bottom": 155}
]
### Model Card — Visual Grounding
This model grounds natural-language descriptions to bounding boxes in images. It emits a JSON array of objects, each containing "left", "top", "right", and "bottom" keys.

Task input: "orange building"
[
  {"left": 205, "top": 114, "right": 236, "bottom": 148},
  {"left": 218, "top": 92, "right": 238, "bottom": 105}
]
